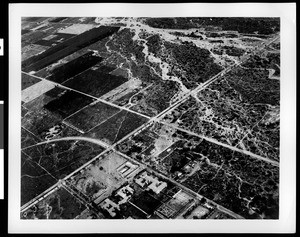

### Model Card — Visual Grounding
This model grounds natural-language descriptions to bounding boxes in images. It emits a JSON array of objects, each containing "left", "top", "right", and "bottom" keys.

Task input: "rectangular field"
[
  {"left": 21, "top": 72, "right": 41, "bottom": 90},
  {"left": 21, "top": 187, "right": 85, "bottom": 219},
  {"left": 62, "top": 69, "right": 128, "bottom": 98},
  {"left": 22, "top": 26, "right": 120, "bottom": 72},
  {"left": 43, "top": 89, "right": 95, "bottom": 119},
  {"left": 64, "top": 101, "right": 120, "bottom": 133},
  {"left": 46, "top": 51, "right": 103, "bottom": 83},
  {"left": 87, "top": 110, "right": 148, "bottom": 145},
  {"left": 21, "top": 152, "right": 57, "bottom": 206},
  {"left": 22, "top": 140, "right": 105, "bottom": 180}
]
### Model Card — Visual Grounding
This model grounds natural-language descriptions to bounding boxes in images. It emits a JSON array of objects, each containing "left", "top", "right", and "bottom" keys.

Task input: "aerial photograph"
[{"left": 20, "top": 17, "right": 280, "bottom": 220}]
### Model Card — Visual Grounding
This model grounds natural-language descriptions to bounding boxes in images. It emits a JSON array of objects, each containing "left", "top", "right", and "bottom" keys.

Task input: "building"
[{"left": 135, "top": 171, "right": 167, "bottom": 194}]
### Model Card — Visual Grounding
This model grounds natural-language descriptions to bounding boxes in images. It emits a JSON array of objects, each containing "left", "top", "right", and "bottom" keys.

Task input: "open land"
[{"left": 21, "top": 17, "right": 280, "bottom": 220}]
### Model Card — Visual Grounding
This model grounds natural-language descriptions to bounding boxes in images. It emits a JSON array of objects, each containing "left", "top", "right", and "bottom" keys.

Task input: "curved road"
[{"left": 22, "top": 136, "right": 111, "bottom": 150}]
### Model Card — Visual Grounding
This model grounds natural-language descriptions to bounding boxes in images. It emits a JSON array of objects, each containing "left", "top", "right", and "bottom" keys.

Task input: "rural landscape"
[{"left": 21, "top": 17, "right": 280, "bottom": 220}]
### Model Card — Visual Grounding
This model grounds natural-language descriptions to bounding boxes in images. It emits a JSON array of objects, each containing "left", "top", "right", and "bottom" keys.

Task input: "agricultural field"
[
  {"left": 43, "top": 89, "right": 95, "bottom": 119},
  {"left": 45, "top": 51, "right": 103, "bottom": 83},
  {"left": 64, "top": 101, "right": 120, "bottom": 133},
  {"left": 21, "top": 73, "right": 41, "bottom": 90},
  {"left": 21, "top": 152, "right": 57, "bottom": 205},
  {"left": 22, "top": 139, "right": 105, "bottom": 180},
  {"left": 62, "top": 68, "right": 128, "bottom": 98},
  {"left": 22, "top": 25, "right": 120, "bottom": 72},
  {"left": 22, "top": 86, "right": 95, "bottom": 140},
  {"left": 33, "top": 33, "right": 75, "bottom": 47},
  {"left": 22, "top": 44, "right": 50, "bottom": 61},
  {"left": 20, "top": 16, "right": 280, "bottom": 220},
  {"left": 21, "top": 187, "right": 86, "bottom": 219},
  {"left": 87, "top": 110, "right": 148, "bottom": 145},
  {"left": 21, "top": 128, "right": 41, "bottom": 148}
]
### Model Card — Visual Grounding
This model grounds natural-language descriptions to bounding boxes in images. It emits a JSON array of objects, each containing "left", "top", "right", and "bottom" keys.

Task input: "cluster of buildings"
[
  {"left": 100, "top": 171, "right": 167, "bottom": 217},
  {"left": 100, "top": 185, "right": 134, "bottom": 217},
  {"left": 134, "top": 171, "right": 167, "bottom": 194}
]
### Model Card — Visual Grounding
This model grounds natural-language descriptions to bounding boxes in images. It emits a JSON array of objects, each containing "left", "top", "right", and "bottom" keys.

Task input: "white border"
[
  {"left": 0, "top": 101, "right": 3, "bottom": 199},
  {"left": 0, "top": 149, "right": 3, "bottom": 199},
  {"left": 9, "top": 3, "right": 296, "bottom": 233},
  {"left": 0, "top": 38, "right": 3, "bottom": 56}
]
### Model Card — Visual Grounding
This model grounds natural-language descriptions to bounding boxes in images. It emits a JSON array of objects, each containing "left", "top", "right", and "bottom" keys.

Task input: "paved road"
[
  {"left": 113, "top": 150, "right": 244, "bottom": 219},
  {"left": 155, "top": 33, "right": 280, "bottom": 121},
  {"left": 22, "top": 136, "right": 111, "bottom": 150},
  {"left": 157, "top": 120, "right": 279, "bottom": 167},
  {"left": 21, "top": 33, "right": 279, "bottom": 217},
  {"left": 21, "top": 71, "right": 151, "bottom": 121}
]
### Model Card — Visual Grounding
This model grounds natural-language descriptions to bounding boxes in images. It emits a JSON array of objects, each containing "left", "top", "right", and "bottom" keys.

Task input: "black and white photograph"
[{"left": 6, "top": 2, "right": 296, "bottom": 234}]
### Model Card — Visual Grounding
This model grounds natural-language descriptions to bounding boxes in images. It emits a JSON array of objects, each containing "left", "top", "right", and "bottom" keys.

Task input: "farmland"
[
  {"left": 46, "top": 51, "right": 103, "bottom": 83},
  {"left": 22, "top": 26, "right": 120, "bottom": 72},
  {"left": 21, "top": 187, "right": 85, "bottom": 219},
  {"left": 21, "top": 73, "right": 41, "bottom": 90},
  {"left": 21, "top": 152, "right": 57, "bottom": 205},
  {"left": 87, "top": 110, "right": 148, "bottom": 145},
  {"left": 21, "top": 128, "right": 41, "bottom": 148},
  {"left": 43, "top": 89, "right": 95, "bottom": 119},
  {"left": 22, "top": 140, "right": 105, "bottom": 180},
  {"left": 20, "top": 16, "right": 280, "bottom": 220},
  {"left": 64, "top": 101, "right": 120, "bottom": 133},
  {"left": 63, "top": 68, "right": 128, "bottom": 98}
]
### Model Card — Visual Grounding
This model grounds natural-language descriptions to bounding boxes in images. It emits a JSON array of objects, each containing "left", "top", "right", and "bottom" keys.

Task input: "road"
[
  {"left": 157, "top": 120, "right": 279, "bottom": 167},
  {"left": 113, "top": 150, "right": 244, "bottom": 219},
  {"left": 155, "top": 33, "right": 280, "bottom": 121},
  {"left": 21, "top": 71, "right": 151, "bottom": 121},
  {"left": 21, "top": 33, "right": 279, "bottom": 217},
  {"left": 62, "top": 181, "right": 103, "bottom": 218},
  {"left": 22, "top": 136, "right": 111, "bottom": 150}
]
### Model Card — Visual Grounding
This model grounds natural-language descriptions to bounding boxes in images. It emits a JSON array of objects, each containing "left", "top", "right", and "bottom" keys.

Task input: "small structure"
[
  {"left": 116, "top": 185, "right": 134, "bottom": 205},
  {"left": 117, "top": 161, "right": 139, "bottom": 178}
]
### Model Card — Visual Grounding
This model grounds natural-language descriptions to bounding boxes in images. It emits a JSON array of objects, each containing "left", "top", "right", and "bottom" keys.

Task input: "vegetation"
[
  {"left": 226, "top": 67, "right": 280, "bottom": 106},
  {"left": 131, "top": 80, "right": 178, "bottom": 116},
  {"left": 21, "top": 152, "right": 57, "bottom": 205},
  {"left": 223, "top": 46, "right": 245, "bottom": 57},
  {"left": 22, "top": 187, "right": 85, "bottom": 219},
  {"left": 145, "top": 17, "right": 280, "bottom": 35},
  {"left": 23, "top": 140, "right": 104, "bottom": 180},
  {"left": 164, "top": 41, "right": 223, "bottom": 88}
]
